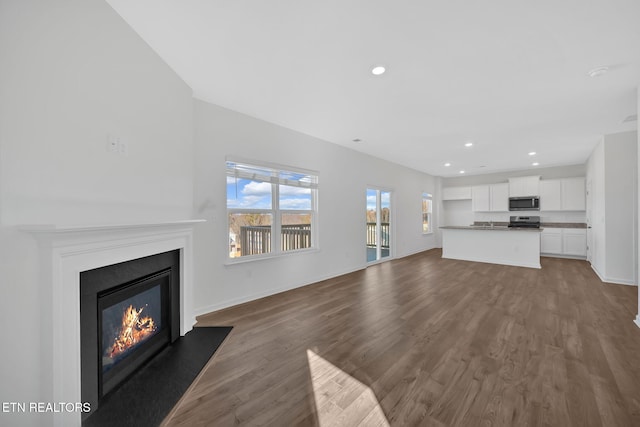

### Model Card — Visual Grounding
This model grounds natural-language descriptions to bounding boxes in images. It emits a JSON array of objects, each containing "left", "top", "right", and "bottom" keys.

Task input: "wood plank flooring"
[{"left": 162, "top": 249, "right": 640, "bottom": 426}]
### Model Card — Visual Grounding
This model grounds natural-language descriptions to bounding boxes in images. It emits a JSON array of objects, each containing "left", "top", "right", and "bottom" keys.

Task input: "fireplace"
[
  {"left": 80, "top": 250, "right": 180, "bottom": 417},
  {"left": 21, "top": 220, "right": 202, "bottom": 427}
]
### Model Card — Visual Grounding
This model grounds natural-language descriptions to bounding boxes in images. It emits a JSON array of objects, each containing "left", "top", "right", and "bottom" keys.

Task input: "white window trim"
[{"left": 226, "top": 157, "right": 319, "bottom": 264}]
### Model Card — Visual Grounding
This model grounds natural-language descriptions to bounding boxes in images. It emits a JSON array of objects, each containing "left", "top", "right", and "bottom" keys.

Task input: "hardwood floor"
[{"left": 162, "top": 249, "right": 640, "bottom": 426}]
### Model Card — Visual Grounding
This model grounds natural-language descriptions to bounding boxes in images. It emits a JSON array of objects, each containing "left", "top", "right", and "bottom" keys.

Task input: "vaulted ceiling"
[{"left": 106, "top": 0, "right": 639, "bottom": 177}]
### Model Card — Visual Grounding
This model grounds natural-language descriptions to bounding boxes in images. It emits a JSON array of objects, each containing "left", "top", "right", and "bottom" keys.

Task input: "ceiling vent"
[{"left": 622, "top": 114, "right": 637, "bottom": 123}]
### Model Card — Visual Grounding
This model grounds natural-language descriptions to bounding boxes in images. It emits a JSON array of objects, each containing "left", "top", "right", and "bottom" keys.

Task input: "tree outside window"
[
  {"left": 422, "top": 193, "right": 432, "bottom": 233},
  {"left": 227, "top": 160, "right": 318, "bottom": 260}
]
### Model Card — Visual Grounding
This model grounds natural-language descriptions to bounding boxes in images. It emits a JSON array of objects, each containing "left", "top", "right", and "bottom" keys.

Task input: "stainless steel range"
[{"left": 508, "top": 215, "right": 540, "bottom": 228}]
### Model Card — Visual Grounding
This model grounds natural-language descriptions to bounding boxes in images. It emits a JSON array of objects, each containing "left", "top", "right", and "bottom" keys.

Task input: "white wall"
[
  {"left": 0, "top": 1, "right": 194, "bottom": 425},
  {"left": 587, "top": 131, "right": 638, "bottom": 285},
  {"left": 603, "top": 132, "right": 637, "bottom": 284},
  {"left": 587, "top": 140, "right": 606, "bottom": 274},
  {"left": 637, "top": 86, "right": 640, "bottom": 327},
  {"left": 441, "top": 200, "right": 474, "bottom": 227},
  {"left": 442, "top": 164, "right": 587, "bottom": 187},
  {"left": 440, "top": 164, "right": 588, "bottom": 226},
  {"left": 192, "top": 100, "right": 439, "bottom": 315}
]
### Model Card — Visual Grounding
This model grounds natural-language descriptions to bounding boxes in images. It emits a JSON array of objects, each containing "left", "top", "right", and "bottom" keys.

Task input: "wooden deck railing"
[
  {"left": 366, "top": 222, "right": 390, "bottom": 248},
  {"left": 239, "top": 224, "right": 311, "bottom": 256},
  {"left": 281, "top": 224, "right": 312, "bottom": 251},
  {"left": 239, "top": 222, "right": 388, "bottom": 256},
  {"left": 239, "top": 225, "right": 271, "bottom": 256}
]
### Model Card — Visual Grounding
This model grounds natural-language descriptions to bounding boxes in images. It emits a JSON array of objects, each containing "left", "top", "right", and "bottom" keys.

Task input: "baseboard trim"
[
  {"left": 591, "top": 265, "right": 637, "bottom": 286},
  {"left": 540, "top": 253, "right": 587, "bottom": 260},
  {"left": 442, "top": 254, "right": 541, "bottom": 269},
  {"left": 397, "top": 246, "right": 439, "bottom": 259},
  {"left": 193, "top": 264, "right": 365, "bottom": 317},
  {"left": 193, "top": 248, "right": 439, "bottom": 318}
]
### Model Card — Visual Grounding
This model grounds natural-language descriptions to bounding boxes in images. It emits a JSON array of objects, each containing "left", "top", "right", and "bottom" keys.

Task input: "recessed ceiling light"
[
  {"left": 587, "top": 66, "right": 609, "bottom": 77},
  {"left": 532, "top": 162, "right": 539, "bottom": 166},
  {"left": 371, "top": 66, "right": 386, "bottom": 76},
  {"left": 352, "top": 138, "right": 362, "bottom": 143},
  {"left": 528, "top": 151, "right": 536, "bottom": 156},
  {"left": 459, "top": 170, "right": 465, "bottom": 174},
  {"left": 464, "top": 142, "right": 473, "bottom": 147},
  {"left": 444, "top": 162, "right": 451, "bottom": 167}
]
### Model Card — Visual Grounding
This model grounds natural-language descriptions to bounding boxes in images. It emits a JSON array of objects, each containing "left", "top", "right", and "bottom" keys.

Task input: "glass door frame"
[{"left": 366, "top": 186, "right": 394, "bottom": 264}]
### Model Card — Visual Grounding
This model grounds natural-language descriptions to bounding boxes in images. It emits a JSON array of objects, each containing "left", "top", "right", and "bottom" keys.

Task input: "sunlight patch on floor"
[{"left": 307, "top": 349, "right": 390, "bottom": 427}]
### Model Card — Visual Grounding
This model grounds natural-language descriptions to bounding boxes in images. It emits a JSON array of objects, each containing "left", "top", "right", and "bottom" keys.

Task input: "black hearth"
[{"left": 80, "top": 250, "right": 180, "bottom": 419}]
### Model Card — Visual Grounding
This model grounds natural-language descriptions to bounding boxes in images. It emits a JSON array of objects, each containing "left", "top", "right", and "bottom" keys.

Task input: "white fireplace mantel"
[{"left": 21, "top": 219, "right": 205, "bottom": 427}]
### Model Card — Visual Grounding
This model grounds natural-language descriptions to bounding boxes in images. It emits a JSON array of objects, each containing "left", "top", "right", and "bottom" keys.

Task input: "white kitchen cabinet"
[
  {"left": 471, "top": 185, "right": 490, "bottom": 211},
  {"left": 563, "top": 229, "right": 587, "bottom": 256},
  {"left": 490, "top": 183, "right": 509, "bottom": 211},
  {"left": 539, "top": 180, "right": 562, "bottom": 211},
  {"left": 509, "top": 176, "right": 540, "bottom": 197},
  {"left": 561, "top": 178, "right": 586, "bottom": 210},
  {"left": 442, "top": 186, "right": 472, "bottom": 200},
  {"left": 540, "top": 228, "right": 587, "bottom": 257},
  {"left": 472, "top": 184, "right": 508, "bottom": 212},
  {"left": 539, "top": 177, "right": 585, "bottom": 211},
  {"left": 541, "top": 228, "right": 562, "bottom": 254}
]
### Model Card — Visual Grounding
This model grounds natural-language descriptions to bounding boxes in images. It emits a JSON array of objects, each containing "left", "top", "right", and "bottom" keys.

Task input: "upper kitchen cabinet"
[
  {"left": 508, "top": 176, "right": 540, "bottom": 197},
  {"left": 472, "top": 183, "right": 508, "bottom": 212},
  {"left": 472, "top": 186, "right": 490, "bottom": 211},
  {"left": 539, "top": 180, "right": 562, "bottom": 210},
  {"left": 562, "top": 177, "right": 586, "bottom": 210},
  {"left": 442, "top": 186, "right": 472, "bottom": 200},
  {"left": 539, "top": 177, "right": 585, "bottom": 211},
  {"left": 491, "top": 183, "right": 509, "bottom": 211}
]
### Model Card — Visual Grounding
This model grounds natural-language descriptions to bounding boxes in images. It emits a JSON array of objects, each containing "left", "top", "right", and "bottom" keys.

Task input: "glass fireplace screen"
[{"left": 101, "top": 284, "right": 162, "bottom": 374}]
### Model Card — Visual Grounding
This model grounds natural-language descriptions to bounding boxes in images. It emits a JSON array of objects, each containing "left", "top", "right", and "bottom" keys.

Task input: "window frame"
[
  {"left": 226, "top": 158, "right": 318, "bottom": 263},
  {"left": 422, "top": 192, "right": 433, "bottom": 234}
]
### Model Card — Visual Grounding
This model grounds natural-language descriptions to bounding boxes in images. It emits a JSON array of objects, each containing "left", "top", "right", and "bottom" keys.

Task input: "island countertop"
[
  {"left": 440, "top": 226, "right": 541, "bottom": 268},
  {"left": 439, "top": 225, "right": 543, "bottom": 232}
]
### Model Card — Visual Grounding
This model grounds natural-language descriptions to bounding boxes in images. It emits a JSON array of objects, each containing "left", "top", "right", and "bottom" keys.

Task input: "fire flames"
[{"left": 108, "top": 305, "right": 157, "bottom": 359}]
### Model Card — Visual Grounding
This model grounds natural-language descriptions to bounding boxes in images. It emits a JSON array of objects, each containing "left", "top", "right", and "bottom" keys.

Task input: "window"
[
  {"left": 226, "top": 159, "right": 318, "bottom": 260},
  {"left": 422, "top": 193, "right": 432, "bottom": 233}
]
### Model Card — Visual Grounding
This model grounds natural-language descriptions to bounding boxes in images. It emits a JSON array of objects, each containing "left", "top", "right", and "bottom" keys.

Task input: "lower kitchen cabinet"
[
  {"left": 541, "top": 228, "right": 562, "bottom": 254},
  {"left": 563, "top": 229, "right": 587, "bottom": 256},
  {"left": 541, "top": 228, "right": 586, "bottom": 257}
]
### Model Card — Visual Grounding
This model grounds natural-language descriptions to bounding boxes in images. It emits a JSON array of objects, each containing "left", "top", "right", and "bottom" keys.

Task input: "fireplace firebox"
[
  {"left": 80, "top": 250, "right": 180, "bottom": 418},
  {"left": 98, "top": 270, "right": 169, "bottom": 397}
]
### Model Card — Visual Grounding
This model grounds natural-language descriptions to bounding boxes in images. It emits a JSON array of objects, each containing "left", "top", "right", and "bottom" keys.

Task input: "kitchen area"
[{"left": 440, "top": 172, "right": 588, "bottom": 269}]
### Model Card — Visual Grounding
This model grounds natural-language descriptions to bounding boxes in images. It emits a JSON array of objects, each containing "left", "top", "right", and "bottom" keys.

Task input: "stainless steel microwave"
[{"left": 509, "top": 196, "right": 540, "bottom": 211}]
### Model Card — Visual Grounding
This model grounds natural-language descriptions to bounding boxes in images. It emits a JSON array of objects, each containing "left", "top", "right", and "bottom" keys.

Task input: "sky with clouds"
[
  {"left": 228, "top": 176, "right": 390, "bottom": 212},
  {"left": 227, "top": 177, "right": 312, "bottom": 210},
  {"left": 366, "top": 189, "right": 391, "bottom": 211}
]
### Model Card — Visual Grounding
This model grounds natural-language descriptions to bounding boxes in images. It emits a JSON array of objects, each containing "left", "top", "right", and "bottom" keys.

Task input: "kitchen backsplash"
[
  {"left": 440, "top": 199, "right": 587, "bottom": 227},
  {"left": 474, "top": 211, "right": 586, "bottom": 224}
]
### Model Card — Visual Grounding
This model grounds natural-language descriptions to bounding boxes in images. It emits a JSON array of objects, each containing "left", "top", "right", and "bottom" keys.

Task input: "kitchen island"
[{"left": 440, "top": 225, "right": 542, "bottom": 269}]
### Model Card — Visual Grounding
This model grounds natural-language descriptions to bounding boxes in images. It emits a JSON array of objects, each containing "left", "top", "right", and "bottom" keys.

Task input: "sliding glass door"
[{"left": 366, "top": 188, "right": 391, "bottom": 263}]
